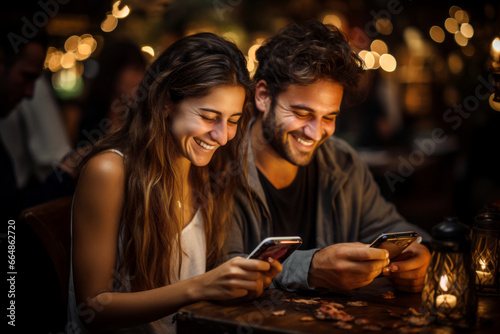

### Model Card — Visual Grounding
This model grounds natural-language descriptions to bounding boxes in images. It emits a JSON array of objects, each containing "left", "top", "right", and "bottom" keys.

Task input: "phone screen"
[
  {"left": 369, "top": 232, "right": 420, "bottom": 260},
  {"left": 247, "top": 237, "right": 302, "bottom": 263}
]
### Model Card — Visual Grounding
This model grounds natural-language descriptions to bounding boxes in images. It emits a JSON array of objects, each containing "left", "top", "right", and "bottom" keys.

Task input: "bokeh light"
[
  {"left": 429, "top": 26, "right": 445, "bottom": 43},
  {"left": 52, "top": 66, "right": 84, "bottom": 99},
  {"left": 364, "top": 52, "right": 375, "bottom": 69},
  {"left": 112, "top": 0, "right": 130, "bottom": 19},
  {"left": 448, "top": 53, "right": 463, "bottom": 74},
  {"left": 101, "top": 13, "right": 118, "bottom": 32},
  {"left": 454, "top": 10, "right": 469, "bottom": 24},
  {"left": 380, "top": 54, "right": 397, "bottom": 72},
  {"left": 60, "top": 52, "right": 76, "bottom": 69},
  {"left": 370, "top": 40, "right": 388, "bottom": 55},
  {"left": 489, "top": 94, "right": 500, "bottom": 111},
  {"left": 449, "top": 5, "right": 462, "bottom": 18},
  {"left": 141, "top": 46, "right": 155, "bottom": 57},
  {"left": 245, "top": 56, "right": 255, "bottom": 72},
  {"left": 454, "top": 31, "right": 468, "bottom": 47},
  {"left": 323, "top": 14, "right": 342, "bottom": 28},
  {"left": 462, "top": 44, "right": 475, "bottom": 57},
  {"left": 248, "top": 44, "right": 261, "bottom": 63},
  {"left": 460, "top": 23, "right": 474, "bottom": 39},
  {"left": 444, "top": 18, "right": 459, "bottom": 34},
  {"left": 64, "top": 35, "right": 81, "bottom": 53},
  {"left": 375, "top": 18, "right": 393, "bottom": 35}
]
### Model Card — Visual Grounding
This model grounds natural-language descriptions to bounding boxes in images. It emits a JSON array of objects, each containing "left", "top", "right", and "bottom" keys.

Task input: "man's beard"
[{"left": 261, "top": 107, "right": 319, "bottom": 166}]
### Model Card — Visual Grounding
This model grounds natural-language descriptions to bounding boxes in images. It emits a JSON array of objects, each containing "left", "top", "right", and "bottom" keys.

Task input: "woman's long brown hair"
[{"left": 77, "top": 33, "right": 252, "bottom": 292}]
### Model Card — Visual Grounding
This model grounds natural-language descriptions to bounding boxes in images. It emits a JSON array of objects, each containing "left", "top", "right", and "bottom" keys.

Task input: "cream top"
[{"left": 67, "top": 149, "right": 206, "bottom": 333}]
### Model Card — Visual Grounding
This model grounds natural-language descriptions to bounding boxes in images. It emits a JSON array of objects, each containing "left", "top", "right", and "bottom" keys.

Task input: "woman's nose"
[{"left": 210, "top": 122, "right": 228, "bottom": 146}]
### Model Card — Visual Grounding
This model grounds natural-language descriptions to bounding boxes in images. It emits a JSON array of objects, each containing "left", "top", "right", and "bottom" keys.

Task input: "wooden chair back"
[{"left": 19, "top": 195, "right": 73, "bottom": 304}]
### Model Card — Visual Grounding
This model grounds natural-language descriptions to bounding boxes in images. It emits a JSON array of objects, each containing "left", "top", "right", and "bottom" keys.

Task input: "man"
[
  {"left": 228, "top": 20, "right": 431, "bottom": 293},
  {"left": 1, "top": 14, "right": 72, "bottom": 332},
  {"left": 1, "top": 17, "right": 74, "bottom": 223},
  {"left": 1, "top": 17, "right": 47, "bottom": 220}
]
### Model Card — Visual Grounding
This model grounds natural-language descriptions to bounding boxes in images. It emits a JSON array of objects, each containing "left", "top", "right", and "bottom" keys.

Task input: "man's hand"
[
  {"left": 308, "top": 242, "right": 390, "bottom": 290},
  {"left": 382, "top": 242, "right": 431, "bottom": 293}
]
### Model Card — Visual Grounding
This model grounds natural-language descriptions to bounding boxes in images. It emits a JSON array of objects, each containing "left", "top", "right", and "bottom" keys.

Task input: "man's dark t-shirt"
[{"left": 257, "top": 160, "right": 318, "bottom": 249}]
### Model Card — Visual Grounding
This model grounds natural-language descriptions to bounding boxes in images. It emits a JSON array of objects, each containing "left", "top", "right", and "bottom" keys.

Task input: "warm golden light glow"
[
  {"left": 371, "top": 51, "right": 380, "bottom": 69},
  {"left": 489, "top": 94, "right": 500, "bottom": 111},
  {"left": 454, "top": 31, "right": 468, "bottom": 47},
  {"left": 245, "top": 56, "right": 255, "bottom": 72},
  {"left": 492, "top": 38, "right": 500, "bottom": 61},
  {"left": 64, "top": 35, "right": 81, "bottom": 53},
  {"left": 493, "top": 38, "right": 500, "bottom": 52},
  {"left": 480, "top": 259, "right": 487, "bottom": 271},
  {"left": 364, "top": 52, "right": 375, "bottom": 69},
  {"left": 448, "top": 53, "right": 463, "bottom": 74},
  {"left": 323, "top": 14, "right": 342, "bottom": 28},
  {"left": 460, "top": 23, "right": 474, "bottom": 38},
  {"left": 429, "top": 26, "right": 445, "bottom": 43},
  {"left": 60, "top": 52, "right": 76, "bottom": 69},
  {"left": 358, "top": 50, "right": 368, "bottom": 70},
  {"left": 112, "top": 1, "right": 130, "bottom": 19},
  {"left": 101, "top": 13, "right": 118, "bottom": 32},
  {"left": 462, "top": 44, "right": 475, "bottom": 57},
  {"left": 380, "top": 54, "right": 397, "bottom": 72},
  {"left": 449, "top": 5, "right": 461, "bottom": 18},
  {"left": 78, "top": 43, "right": 92, "bottom": 55},
  {"left": 454, "top": 10, "right": 469, "bottom": 24},
  {"left": 375, "top": 18, "right": 393, "bottom": 35},
  {"left": 445, "top": 18, "right": 459, "bottom": 34},
  {"left": 222, "top": 31, "right": 240, "bottom": 45},
  {"left": 248, "top": 44, "right": 261, "bottom": 62},
  {"left": 370, "top": 39, "right": 388, "bottom": 55},
  {"left": 81, "top": 34, "right": 97, "bottom": 53},
  {"left": 141, "top": 46, "right": 155, "bottom": 57},
  {"left": 74, "top": 61, "right": 84, "bottom": 77},
  {"left": 47, "top": 49, "right": 63, "bottom": 72},
  {"left": 439, "top": 275, "right": 449, "bottom": 292}
]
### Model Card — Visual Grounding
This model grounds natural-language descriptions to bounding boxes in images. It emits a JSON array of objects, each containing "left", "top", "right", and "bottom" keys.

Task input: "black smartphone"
[
  {"left": 369, "top": 231, "right": 421, "bottom": 260},
  {"left": 247, "top": 236, "right": 302, "bottom": 263}
]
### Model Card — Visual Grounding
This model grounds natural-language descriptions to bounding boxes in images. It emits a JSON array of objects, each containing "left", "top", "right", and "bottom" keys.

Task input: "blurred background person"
[
  {"left": 78, "top": 39, "right": 146, "bottom": 144},
  {"left": 0, "top": 75, "right": 73, "bottom": 208},
  {"left": 1, "top": 9, "right": 72, "bottom": 333}
]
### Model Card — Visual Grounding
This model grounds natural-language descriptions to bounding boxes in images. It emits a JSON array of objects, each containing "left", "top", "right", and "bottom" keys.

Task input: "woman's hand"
[{"left": 192, "top": 257, "right": 282, "bottom": 301}]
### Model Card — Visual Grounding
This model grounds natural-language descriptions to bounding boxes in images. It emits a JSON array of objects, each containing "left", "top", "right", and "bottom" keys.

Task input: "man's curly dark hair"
[{"left": 254, "top": 20, "right": 364, "bottom": 108}]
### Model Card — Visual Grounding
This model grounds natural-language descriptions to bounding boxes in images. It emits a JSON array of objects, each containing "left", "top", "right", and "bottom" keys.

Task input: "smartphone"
[
  {"left": 369, "top": 231, "right": 421, "bottom": 260},
  {"left": 247, "top": 236, "right": 302, "bottom": 263}
]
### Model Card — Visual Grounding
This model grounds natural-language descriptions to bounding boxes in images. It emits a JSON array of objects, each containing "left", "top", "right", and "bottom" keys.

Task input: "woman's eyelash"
[{"left": 200, "top": 115, "right": 215, "bottom": 121}]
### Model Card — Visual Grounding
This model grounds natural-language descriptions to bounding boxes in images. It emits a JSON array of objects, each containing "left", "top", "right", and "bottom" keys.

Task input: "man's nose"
[{"left": 304, "top": 119, "right": 322, "bottom": 142}]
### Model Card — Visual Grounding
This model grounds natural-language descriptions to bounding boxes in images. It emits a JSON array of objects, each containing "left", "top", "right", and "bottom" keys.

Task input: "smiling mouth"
[
  {"left": 194, "top": 138, "right": 216, "bottom": 150},
  {"left": 293, "top": 135, "right": 314, "bottom": 147}
]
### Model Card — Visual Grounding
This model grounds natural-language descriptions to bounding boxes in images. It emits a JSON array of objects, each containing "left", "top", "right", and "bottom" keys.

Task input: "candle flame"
[
  {"left": 493, "top": 38, "right": 500, "bottom": 53},
  {"left": 439, "top": 275, "right": 449, "bottom": 291},
  {"left": 480, "top": 258, "right": 487, "bottom": 271}
]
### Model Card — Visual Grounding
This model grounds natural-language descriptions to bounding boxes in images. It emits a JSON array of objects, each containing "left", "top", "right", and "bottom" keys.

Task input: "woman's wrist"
[{"left": 184, "top": 274, "right": 205, "bottom": 303}]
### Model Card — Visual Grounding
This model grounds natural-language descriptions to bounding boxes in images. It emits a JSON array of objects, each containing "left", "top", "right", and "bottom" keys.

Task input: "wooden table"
[{"left": 176, "top": 278, "right": 500, "bottom": 333}]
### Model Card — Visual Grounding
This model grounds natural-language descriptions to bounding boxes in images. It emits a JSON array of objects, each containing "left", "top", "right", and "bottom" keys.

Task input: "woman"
[{"left": 69, "top": 33, "right": 282, "bottom": 333}]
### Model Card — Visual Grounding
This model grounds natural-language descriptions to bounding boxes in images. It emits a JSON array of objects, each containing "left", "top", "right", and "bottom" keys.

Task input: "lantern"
[
  {"left": 421, "top": 217, "right": 477, "bottom": 327},
  {"left": 472, "top": 208, "right": 500, "bottom": 295}
]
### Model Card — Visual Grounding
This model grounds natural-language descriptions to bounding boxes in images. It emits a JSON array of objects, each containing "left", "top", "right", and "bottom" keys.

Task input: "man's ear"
[{"left": 254, "top": 80, "right": 272, "bottom": 115}]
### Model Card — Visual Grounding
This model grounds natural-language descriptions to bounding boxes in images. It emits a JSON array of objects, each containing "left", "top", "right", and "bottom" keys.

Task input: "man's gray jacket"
[{"left": 227, "top": 133, "right": 431, "bottom": 291}]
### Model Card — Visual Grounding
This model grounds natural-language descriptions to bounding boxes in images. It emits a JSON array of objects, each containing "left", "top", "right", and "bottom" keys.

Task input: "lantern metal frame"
[
  {"left": 421, "top": 218, "right": 478, "bottom": 328},
  {"left": 472, "top": 210, "right": 500, "bottom": 295}
]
